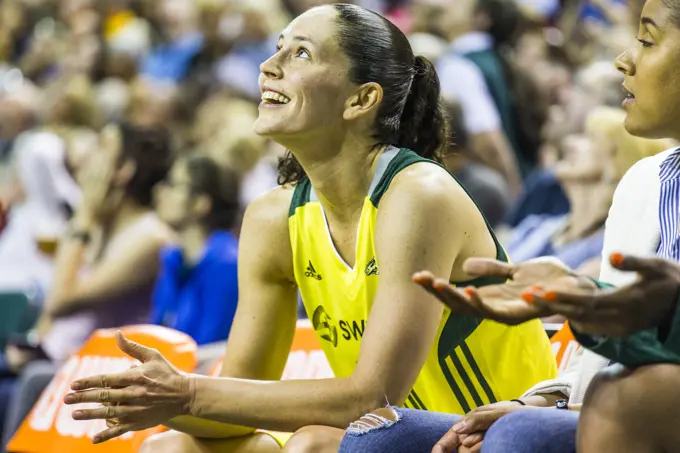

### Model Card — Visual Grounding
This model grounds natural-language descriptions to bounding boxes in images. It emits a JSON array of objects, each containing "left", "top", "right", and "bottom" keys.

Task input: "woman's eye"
[{"left": 296, "top": 48, "right": 311, "bottom": 59}]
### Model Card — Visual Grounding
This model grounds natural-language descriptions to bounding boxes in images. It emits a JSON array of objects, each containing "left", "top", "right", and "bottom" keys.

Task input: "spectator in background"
[
  {"left": 503, "top": 61, "right": 623, "bottom": 228},
  {"left": 99, "top": 2, "right": 152, "bottom": 82},
  {"left": 192, "top": 96, "right": 276, "bottom": 207},
  {"left": 0, "top": 122, "right": 175, "bottom": 446},
  {"left": 507, "top": 106, "right": 674, "bottom": 273},
  {"left": 0, "top": 0, "right": 29, "bottom": 63},
  {"left": 0, "top": 80, "right": 39, "bottom": 164},
  {"left": 0, "top": 132, "right": 81, "bottom": 293},
  {"left": 421, "top": 0, "right": 523, "bottom": 194},
  {"left": 213, "top": 1, "right": 285, "bottom": 100},
  {"left": 442, "top": 101, "right": 511, "bottom": 228},
  {"left": 151, "top": 154, "right": 240, "bottom": 346},
  {"left": 4, "top": 122, "right": 174, "bottom": 371},
  {"left": 126, "top": 77, "right": 179, "bottom": 128},
  {"left": 140, "top": 0, "right": 203, "bottom": 83}
]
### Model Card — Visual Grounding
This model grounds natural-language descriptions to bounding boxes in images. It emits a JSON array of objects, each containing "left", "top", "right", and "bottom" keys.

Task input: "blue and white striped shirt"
[{"left": 657, "top": 148, "right": 680, "bottom": 260}]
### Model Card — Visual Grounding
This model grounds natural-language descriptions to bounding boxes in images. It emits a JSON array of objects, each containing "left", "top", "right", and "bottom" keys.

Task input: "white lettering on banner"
[
  {"left": 30, "top": 355, "right": 136, "bottom": 440},
  {"left": 281, "top": 350, "right": 333, "bottom": 380},
  {"left": 29, "top": 357, "right": 80, "bottom": 432}
]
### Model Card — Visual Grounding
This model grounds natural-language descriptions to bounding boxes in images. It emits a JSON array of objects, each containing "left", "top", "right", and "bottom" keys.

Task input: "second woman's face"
[
  {"left": 253, "top": 6, "right": 356, "bottom": 142},
  {"left": 615, "top": 0, "right": 680, "bottom": 141}
]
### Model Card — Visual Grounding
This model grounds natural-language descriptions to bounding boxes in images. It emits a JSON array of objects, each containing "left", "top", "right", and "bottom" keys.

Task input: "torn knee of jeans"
[{"left": 346, "top": 407, "right": 401, "bottom": 436}]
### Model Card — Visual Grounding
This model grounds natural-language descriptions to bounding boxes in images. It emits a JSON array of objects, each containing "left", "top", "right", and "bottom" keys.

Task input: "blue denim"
[
  {"left": 339, "top": 408, "right": 461, "bottom": 453},
  {"left": 482, "top": 409, "right": 578, "bottom": 453},
  {"left": 338, "top": 408, "right": 579, "bottom": 453}
]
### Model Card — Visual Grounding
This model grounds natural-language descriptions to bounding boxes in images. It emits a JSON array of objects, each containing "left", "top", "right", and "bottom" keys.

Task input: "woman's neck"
[
  {"left": 292, "top": 137, "right": 384, "bottom": 222},
  {"left": 103, "top": 199, "right": 151, "bottom": 238},
  {"left": 562, "top": 184, "right": 608, "bottom": 241},
  {"left": 178, "top": 224, "right": 210, "bottom": 265}
]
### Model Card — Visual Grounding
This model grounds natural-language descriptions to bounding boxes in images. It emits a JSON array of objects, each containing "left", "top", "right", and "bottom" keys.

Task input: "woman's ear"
[{"left": 343, "top": 82, "right": 383, "bottom": 121}]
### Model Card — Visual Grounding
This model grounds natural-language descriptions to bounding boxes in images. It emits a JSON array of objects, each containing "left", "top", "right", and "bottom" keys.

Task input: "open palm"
[{"left": 414, "top": 257, "right": 595, "bottom": 325}]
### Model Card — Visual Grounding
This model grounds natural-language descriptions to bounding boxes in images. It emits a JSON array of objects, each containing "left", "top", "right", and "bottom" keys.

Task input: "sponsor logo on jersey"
[
  {"left": 305, "top": 260, "right": 323, "bottom": 280},
  {"left": 364, "top": 257, "right": 379, "bottom": 276},
  {"left": 311, "top": 305, "right": 338, "bottom": 347}
]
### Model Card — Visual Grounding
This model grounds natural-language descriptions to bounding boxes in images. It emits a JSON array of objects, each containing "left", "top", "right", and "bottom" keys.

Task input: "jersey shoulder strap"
[
  {"left": 288, "top": 177, "right": 313, "bottom": 217},
  {"left": 369, "top": 147, "right": 444, "bottom": 207}
]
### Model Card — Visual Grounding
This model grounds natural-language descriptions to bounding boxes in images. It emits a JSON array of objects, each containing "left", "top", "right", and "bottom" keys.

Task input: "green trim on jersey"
[
  {"left": 288, "top": 177, "right": 312, "bottom": 217},
  {"left": 370, "top": 148, "right": 447, "bottom": 207}
]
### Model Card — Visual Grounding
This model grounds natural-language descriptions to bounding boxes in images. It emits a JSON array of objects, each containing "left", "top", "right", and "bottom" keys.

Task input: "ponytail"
[
  {"left": 396, "top": 56, "right": 448, "bottom": 161},
  {"left": 277, "top": 4, "right": 449, "bottom": 185}
]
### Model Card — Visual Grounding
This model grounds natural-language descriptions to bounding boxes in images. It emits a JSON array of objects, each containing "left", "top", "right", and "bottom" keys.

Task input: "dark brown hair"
[
  {"left": 119, "top": 122, "right": 173, "bottom": 207},
  {"left": 184, "top": 155, "right": 240, "bottom": 231},
  {"left": 277, "top": 3, "right": 447, "bottom": 185}
]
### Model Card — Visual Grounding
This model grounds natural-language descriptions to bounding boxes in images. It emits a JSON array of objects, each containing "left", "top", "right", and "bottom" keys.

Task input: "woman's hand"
[
  {"left": 529, "top": 253, "right": 680, "bottom": 337},
  {"left": 414, "top": 257, "right": 595, "bottom": 324},
  {"left": 63, "top": 331, "right": 194, "bottom": 444},
  {"left": 432, "top": 401, "right": 528, "bottom": 453},
  {"left": 73, "top": 156, "right": 116, "bottom": 226}
]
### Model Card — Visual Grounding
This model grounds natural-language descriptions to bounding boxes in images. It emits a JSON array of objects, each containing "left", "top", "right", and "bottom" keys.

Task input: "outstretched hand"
[
  {"left": 529, "top": 253, "right": 680, "bottom": 337},
  {"left": 64, "top": 331, "right": 194, "bottom": 444},
  {"left": 414, "top": 257, "right": 595, "bottom": 325}
]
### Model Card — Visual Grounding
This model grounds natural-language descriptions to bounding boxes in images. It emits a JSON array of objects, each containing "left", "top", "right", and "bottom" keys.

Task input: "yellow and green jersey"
[{"left": 288, "top": 147, "right": 557, "bottom": 414}]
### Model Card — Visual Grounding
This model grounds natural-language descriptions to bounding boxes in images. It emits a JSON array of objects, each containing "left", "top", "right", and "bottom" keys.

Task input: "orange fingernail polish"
[
  {"left": 464, "top": 287, "right": 474, "bottom": 297},
  {"left": 522, "top": 293, "right": 535, "bottom": 303},
  {"left": 544, "top": 291, "right": 557, "bottom": 301},
  {"left": 610, "top": 253, "right": 624, "bottom": 267}
]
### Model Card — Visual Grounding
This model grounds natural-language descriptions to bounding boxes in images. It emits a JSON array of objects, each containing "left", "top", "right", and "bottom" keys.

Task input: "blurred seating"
[{"left": 0, "top": 291, "right": 40, "bottom": 350}]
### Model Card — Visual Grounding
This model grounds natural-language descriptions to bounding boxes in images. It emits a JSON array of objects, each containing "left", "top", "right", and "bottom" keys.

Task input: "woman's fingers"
[
  {"left": 70, "top": 369, "right": 137, "bottom": 392},
  {"left": 93, "top": 422, "right": 137, "bottom": 444},
  {"left": 609, "top": 253, "right": 673, "bottom": 279},
  {"left": 414, "top": 273, "right": 471, "bottom": 309},
  {"left": 72, "top": 404, "right": 146, "bottom": 421},
  {"left": 65, "top": 387, "right": 142, "bottom": 405},
  {"left": 462, "top": 258, "right": 516, "bottom": 279},
  {"left": 115, "top": 331, "right": 159, "bottom": 363},
  {"left": 461, "top": 432, "right": 484, "bottom": 447}
]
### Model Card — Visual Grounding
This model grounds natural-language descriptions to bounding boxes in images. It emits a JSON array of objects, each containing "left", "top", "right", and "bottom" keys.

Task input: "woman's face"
[
  {"left": 155, "top": 160, "right": 195, "bottom": 229},
  {"left": 616, "top": 0, "right": 680, "bottom": 140},
  {"left": 253, "top": 6, "right": 355, "bottom": 142},
  {"left": 555, "top": 134, "right": 603, "bottom": 187}
]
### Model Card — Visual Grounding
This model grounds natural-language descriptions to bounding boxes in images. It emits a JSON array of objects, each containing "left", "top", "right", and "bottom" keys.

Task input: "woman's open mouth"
[
  {"left": 622, "top": 85, "right": 635, "bottom": 107},
  {"left": 260, "top": 90, "right": 291, "bottom": 107}
]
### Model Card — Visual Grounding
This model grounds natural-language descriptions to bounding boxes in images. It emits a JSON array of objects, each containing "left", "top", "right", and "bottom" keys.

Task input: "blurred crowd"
[{"left": 0, "top": 0, "right": 675, "bottom": 448}]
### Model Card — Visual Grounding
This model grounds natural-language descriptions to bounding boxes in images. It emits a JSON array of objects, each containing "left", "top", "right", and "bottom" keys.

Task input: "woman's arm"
[
  {"left": 164, "top": 187, "right": 299, "bottom": 438},
  {"left": 180, "top": 164, "right": 490, "bottom": 432},
  {"left": 44, "top": 217, "right": 173, "bottom": 317}
]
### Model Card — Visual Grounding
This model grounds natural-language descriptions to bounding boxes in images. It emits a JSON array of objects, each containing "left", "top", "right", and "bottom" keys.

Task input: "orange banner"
[
  {"left": 8, "top": 325, "right": 197, "bottom": 453},
  {"left": 209, "top": 320, "right": 333, "bottom": 379}
]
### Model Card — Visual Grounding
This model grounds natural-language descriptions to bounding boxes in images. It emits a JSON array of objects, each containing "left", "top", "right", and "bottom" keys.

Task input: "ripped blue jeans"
[{"left": 338, "top": 407, "right": 578, "bottom": 453}]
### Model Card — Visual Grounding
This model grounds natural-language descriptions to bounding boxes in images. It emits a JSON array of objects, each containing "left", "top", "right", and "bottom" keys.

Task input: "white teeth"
[{"left": 261, "top": 90, "right": 290, "bottom": 104}]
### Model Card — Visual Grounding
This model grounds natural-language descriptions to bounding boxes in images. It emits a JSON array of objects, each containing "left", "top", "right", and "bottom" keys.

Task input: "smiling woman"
[{"left": 63, "top": 4, "right": 557, "bottom": 453}]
